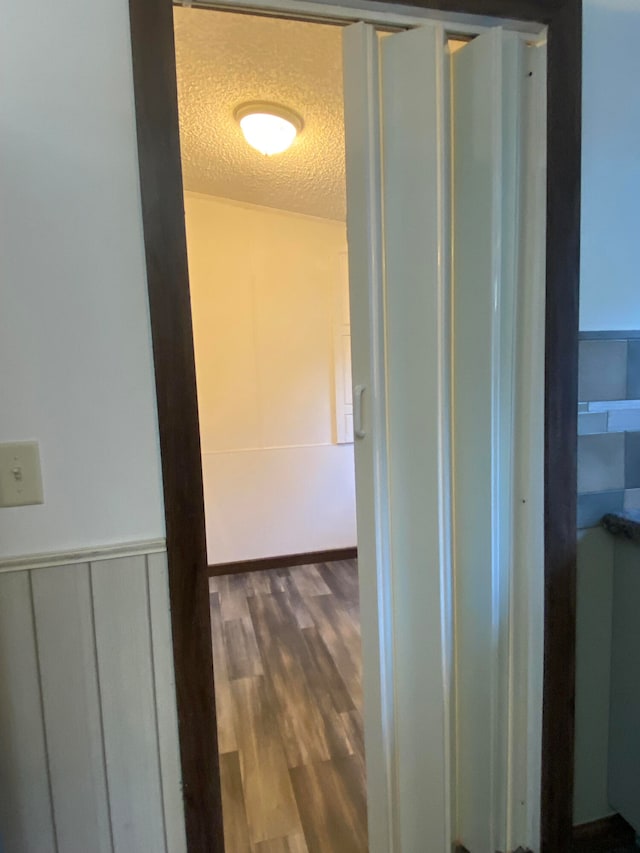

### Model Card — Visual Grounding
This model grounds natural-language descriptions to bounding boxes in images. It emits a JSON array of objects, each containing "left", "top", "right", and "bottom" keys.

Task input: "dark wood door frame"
[{"left": 128, "top": 0, "right": 580, "bottom": 850}]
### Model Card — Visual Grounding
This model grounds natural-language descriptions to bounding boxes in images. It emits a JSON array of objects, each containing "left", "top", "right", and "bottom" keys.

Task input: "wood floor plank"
[
  {"left": 247, "top": 592, "right": 353, "bottom": 768},
  {"left": 340, "top": 709, "right": 366, "bottom": 770},
  {"left": 290, "top": 563, "right": 332, "bottom": 598},
  {"left": 253, "top": 839, "right": 291, "bottom": 853},
  {"left": 285, "top": 833, "right": 311, "bottom": 853},
  {"left": 253, "top": 831, "right": 309, "bottom": 853},
  {"left": 290, "top": 755, "right": 368, "bottom": 853},
  {"left": 209, "top": 591, "right": 237, "bottom": 754},
  {"left": 223, "top": 617, "right": 264, "bottom": 680},
  {"left": 300, "top": 627, "right": 355, "bottom": 714},
  {"left": 304, "top": 593, "right": 363, "bottom": 709},
  {"left": 246, "top": 570, "right": 276, "bottom": 597},
  {"left": 315, "top": 560, "right": 360, "bottom": 608},
  {"left": 219, "top": 751, "right": 252, "bottom": 853},
  {"left": 277, "top": 574, "right": 315, "bottom": 630},
  {"left": 211, "top": 560, "right": 367, "bottom": 853},
  {"left": 231, "top": 676, "right": 302, "bottom": 845},
  {"left": 218, "top": 573, "right": 253, "bottom": 622}
]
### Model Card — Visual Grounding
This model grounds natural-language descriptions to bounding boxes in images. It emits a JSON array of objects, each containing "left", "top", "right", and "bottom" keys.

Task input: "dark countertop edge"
[
  {"left": 602, "top": 512, "right": 640, "bottom": 545},
  {"left": 579, "top": 330, "right": 640, "bottom": 340}
]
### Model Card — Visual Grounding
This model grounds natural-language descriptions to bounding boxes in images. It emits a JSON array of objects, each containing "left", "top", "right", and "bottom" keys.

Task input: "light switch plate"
[{"left": 0, "top": 442, "right": 44, "bottom": 507}]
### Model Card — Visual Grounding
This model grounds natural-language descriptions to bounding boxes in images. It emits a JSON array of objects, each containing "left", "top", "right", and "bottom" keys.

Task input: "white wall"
[
  {"left": 580, "top": 0, "right": 640, "bottom": 331},
  {"left": 185, "top": 193, "right": 356, "bottom": 563},
  {"left": 0, "top": 0, "right": 165, "bottom": 559},
  {"left": 0, "top": 1, "right": 180, "bottom": 849}
]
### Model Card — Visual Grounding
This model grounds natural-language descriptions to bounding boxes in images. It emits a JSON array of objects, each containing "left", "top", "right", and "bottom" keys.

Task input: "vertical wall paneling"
[
  {"left": 0, "top": 571, "right": 57, "bottom": 853},
  {"left": 148, "top": 551, "right": 188, "bottom": 853},
  {"left": 91, "top": 555, "right": 167, "bottom": 853},
  {"left": 31, "top": 563, "right": 112, "bottom": 853},
  {"left": 0, "top": 548, "right": 185, "bottom": 852}
]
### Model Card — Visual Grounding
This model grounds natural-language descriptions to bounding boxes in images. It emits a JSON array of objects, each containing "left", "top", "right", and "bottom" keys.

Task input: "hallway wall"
[
  {"left": 580, "top": 0, "right": 640, "bottom": 331},
  {"left": 185, "top": 193, "right": 356, "bottom": 563},
  {"left": 0, "top": 0, "right": 175, "bottom": 847},
  {"left": 0, "top": 0, "right": 164, "bottom": 559}
]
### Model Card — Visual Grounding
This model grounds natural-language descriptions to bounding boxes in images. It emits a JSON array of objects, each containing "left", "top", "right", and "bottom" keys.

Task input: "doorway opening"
[
  {"left": 174, "top": 9, "right": 366, "bottom": 849},
  {"left": 171, "top": 6, "right": 546, "bottom": 851},
  {"left": 128, "top": 0, "right": 581, "bottom": 849}
]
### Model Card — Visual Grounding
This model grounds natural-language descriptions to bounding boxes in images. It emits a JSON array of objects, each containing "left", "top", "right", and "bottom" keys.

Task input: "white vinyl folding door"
[{"left": 343, "top": 19, "right": 543, "bottom": 853}]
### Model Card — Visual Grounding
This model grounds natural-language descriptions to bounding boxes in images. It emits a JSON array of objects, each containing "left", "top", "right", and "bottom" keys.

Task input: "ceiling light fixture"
[{"left": 234, "top": 102, "right": 303, "bottom": 156}]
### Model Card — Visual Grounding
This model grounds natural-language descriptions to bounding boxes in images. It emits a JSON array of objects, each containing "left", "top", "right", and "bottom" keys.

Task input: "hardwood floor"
[{"left": 209, "top": 560, "right": 368, "bottom": 853}]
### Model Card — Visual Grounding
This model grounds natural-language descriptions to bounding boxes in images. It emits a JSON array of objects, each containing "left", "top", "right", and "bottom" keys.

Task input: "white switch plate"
[{"left": 0, "top": 442, "right": 44, "bottom": 507}]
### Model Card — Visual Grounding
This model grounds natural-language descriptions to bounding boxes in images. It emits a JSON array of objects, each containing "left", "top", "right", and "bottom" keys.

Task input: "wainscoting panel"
[
  {"left": 148, "top": 552, "right": 187, "bottom": 853},
  {"left": 31, "top": 563, "right": 112, "bottom": 853},
  {"left": 91, "top": 556, "right": 166, "bottom": 852},
  {"left": 0, "top": 572, "right": 57, "bottom": 853},
  {"left": 0, "top": 544, "right": 186, "bottom": 853}
]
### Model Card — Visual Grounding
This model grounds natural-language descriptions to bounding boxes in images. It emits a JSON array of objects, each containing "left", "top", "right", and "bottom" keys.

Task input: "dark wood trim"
[
  {"left": 127, "top": 0, "right": 223, "bottom": 850},
  {"left": 573, "top": 813, "right": 635, "bottom": 843},
  {"left": 573, "top": 814, "right": 636, "bottom": 852},
  {"left": 209, "top": 547, "right": 358, "bottom": 577},
  {"left": 128, "top": 0, "right": 581, "bottom": 851},
  {"left": 541, "top": 2, "right": 581, "bottom": 850}
]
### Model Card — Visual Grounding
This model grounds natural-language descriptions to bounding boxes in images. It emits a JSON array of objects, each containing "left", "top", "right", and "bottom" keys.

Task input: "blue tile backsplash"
[
  {"left": 577, "top": 433, "right": 625, "bottom": 493},
  {"left": 608, "top": 407, "right": 640, "bottom": 433},
  {"left": 628, "top": 340, "right": 640, "bottom": 400},
  {"left": 578, "top": 340, "right": 628, "bottom": 402},
  {"left": 577, "top": 332, "right": 640, "bottom": 529},
  {"left": 578, "top": 411, "right": 609, "bottom": 435},
  {"left": 577, "top": 491, "right": 625, "bottom": 530}
]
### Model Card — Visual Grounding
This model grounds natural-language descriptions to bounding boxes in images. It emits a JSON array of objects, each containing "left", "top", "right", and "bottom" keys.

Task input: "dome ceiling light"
[{"left": 234, "top": 102, "right": 304, "bottom": 156}]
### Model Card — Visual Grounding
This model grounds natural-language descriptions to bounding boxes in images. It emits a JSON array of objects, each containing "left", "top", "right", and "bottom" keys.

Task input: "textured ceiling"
[{"left": 174, "top": 8, "right": 346, "bottom": 221}]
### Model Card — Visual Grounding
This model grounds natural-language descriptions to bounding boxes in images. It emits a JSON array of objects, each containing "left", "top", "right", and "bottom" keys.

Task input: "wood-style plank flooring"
[{"left": 209, "top": 559, "right": 368, "bottom": 853}]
